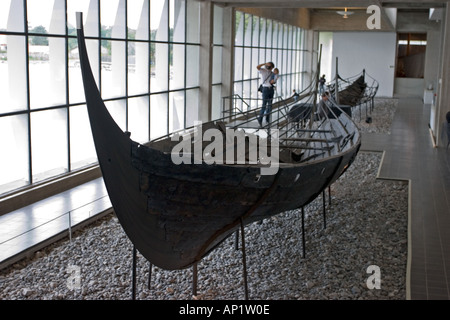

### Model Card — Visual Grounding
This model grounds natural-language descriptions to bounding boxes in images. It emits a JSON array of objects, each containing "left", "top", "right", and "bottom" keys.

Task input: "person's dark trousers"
[{"left": 258, "top": 86, "right": 274, "bottom": 124}]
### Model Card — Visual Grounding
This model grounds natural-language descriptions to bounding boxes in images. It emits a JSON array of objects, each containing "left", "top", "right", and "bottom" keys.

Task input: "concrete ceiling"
[
  {"left": 197, "top": 0, "right": 448, "bottom": 9},
  {"left": 198, "top": 0, "right": 448, "bottom": 31}
]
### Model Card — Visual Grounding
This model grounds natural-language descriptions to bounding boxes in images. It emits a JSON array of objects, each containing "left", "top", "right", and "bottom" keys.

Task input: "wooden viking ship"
[
  {"left": 334, "top": 74, "right": 367, "bottom": 106},
  {"left": 327, "top": 59, "right": 379, "bottom": 109},
  {"left": 76, "top": 13, "right": 361, "bottom": 271}
]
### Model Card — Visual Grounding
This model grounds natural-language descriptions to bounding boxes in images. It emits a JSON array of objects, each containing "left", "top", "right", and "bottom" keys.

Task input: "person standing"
[
  {"left": 319, "top": 74, "right": 326, "bottom": 95},
  {"left": 257, "top": 62, "right": 275, "bottom": 126},
  {"left": 316, "top": 92, "right": 330, "bottom": 120}
]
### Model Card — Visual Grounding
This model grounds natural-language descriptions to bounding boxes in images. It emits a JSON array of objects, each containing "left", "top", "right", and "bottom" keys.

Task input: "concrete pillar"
[
  {"left": 220, "top": 7, "right": 235, "bottom": 118},
  {"left": 436, "top": 4, "right": 450, "bottom": 147},
  {"left": 198, "top": 1, "right": 214, "bottom": 122}
]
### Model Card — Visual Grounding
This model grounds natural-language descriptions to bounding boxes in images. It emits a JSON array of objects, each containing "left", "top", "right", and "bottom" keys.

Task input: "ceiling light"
[{"left": 336, "top": 7, "right": 354, "bottom": 19}]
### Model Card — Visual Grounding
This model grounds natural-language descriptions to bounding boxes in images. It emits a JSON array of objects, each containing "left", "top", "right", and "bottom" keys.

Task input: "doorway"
[{"left": 394, "top": 33, "right": 427, "bottom": 96}]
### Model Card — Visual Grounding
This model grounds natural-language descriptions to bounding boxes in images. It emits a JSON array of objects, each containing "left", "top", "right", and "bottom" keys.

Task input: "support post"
[
  {"left": 132, "top": 246, "right": 137, "bottom": 300},
  {"left": 148, "top": 262, "right": 152, "bottom": 290},
  {"left": 322, "top": 190, "right": 327, "bottom": 229},
  {"left": 240, "top": 217, "right": 249, "bottom": 300},
  {"left": 328, "top": 186, "right": 331, "bottom": 205},
  {"left": 192, "top": 263, "right": 198, "bottom": 297},
  {"left": 301, "top": 206, "right": 306, "bottom": 258}
]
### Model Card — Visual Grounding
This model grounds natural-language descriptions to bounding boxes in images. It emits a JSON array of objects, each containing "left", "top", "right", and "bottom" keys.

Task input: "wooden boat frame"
[{"left": 76, "top": 13, "right": 361, "bottom": 275}]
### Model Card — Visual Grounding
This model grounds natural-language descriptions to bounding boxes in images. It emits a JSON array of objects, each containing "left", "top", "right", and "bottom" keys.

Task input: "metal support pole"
[
  {"left": 235, "top": 230, "right": 239, "bottom": 250},
  {"left": 301, "top": 206, "right": 306, "bottom": 258},
  {"left": 132, "top": 246, "right": 137, "bottom": 300},
  {"left": 328, "top": 186, "right": 331, "bottom": 205},
  {"left": 192, "top": 263, "right": 198, "bottom": 297},
  {"left": 68, "top": 211, "right": 72, "bottom": 242},
  {"left": 240, "top": 217, "right": 249, "bottom": 300},
  {"left": 148, "top": 262, "right": 152, "bottom": 290},
  {"left": 322, "top": 190, "right": 327, "bottom": 229}
]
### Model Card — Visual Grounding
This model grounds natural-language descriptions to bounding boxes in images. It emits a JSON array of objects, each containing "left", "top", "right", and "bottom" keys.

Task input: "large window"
[
  {"left": 233, "top": 11, "right": 306, "bottom": 110},
  {"left": 0, "top": 0, "right": 200, "bottom": 196}
]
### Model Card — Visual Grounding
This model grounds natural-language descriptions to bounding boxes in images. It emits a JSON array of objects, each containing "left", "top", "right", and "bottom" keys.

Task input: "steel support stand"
[
  {"left": 132, "top": 245, "right": 137, "bottom": 300},
  {"left": 328, "top": 186, "right": 331, "bottom": 205},
  {"left": 240, "top": 217, "right": 249, "bottom": 300},
  {"left": 301, "top": 207, "right": 306, "bottom": 258},
  {"left": 322, "top": 190, "right": 327, "bottom": 229},
  {"left": 235, "top": 230, "right": 239, "bottom": 250},
  {"left": 192, "top": 263, "right": 198, "bottom": 297},
  {"left": 148, "top": 262, "right": 152, "bottom": 290}
]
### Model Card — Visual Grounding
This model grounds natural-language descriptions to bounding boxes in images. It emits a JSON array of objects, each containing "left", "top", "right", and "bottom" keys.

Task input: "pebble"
[{"left": 0, "top": 99, "right": 406, "bottom": 300}]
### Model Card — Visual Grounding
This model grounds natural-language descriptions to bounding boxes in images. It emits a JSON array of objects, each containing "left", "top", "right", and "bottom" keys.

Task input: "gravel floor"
[
  {"left": 353, "top": 97, "right": 398, "bottom": 134},
  {"left": 0, "top": 98, "right": 407, "bottom": 301}
]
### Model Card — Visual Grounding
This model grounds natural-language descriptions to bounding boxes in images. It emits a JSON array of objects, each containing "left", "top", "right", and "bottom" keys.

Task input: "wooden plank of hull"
[
  {"left": 333, "top": 75, "right": 367, "bottom": 107},
  {"left": 76, "top": 13, "right": 361, "bottom": 270}
]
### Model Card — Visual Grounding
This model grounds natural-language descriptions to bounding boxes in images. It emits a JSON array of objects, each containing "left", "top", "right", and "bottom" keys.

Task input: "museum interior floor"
[{"left": 1, "top": 96, "right": 449, "bottom": 300}]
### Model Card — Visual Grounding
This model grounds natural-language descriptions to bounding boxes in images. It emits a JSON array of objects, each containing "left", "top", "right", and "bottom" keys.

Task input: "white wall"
[{"left": 331, "top": 32, "right": 397, "bottom": 98}]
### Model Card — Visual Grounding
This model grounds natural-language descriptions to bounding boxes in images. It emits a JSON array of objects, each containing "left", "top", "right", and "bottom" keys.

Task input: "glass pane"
[
  {"left": 259, "top": 19, "right": 266, "bottom": 48},
  {"left": 0, "top": 0, "right": 25, "bottom": 32},
  {"left": 169, "top": 91, "right": 184, "bottom": 132},
  {"left": 234, "top": 47, "right": 243, "bottom": 81},
  {"left": 128, "top": 96, "right": 149, "bottom": 144},
  {"left": 250, "top": 79, "right": 258, "bottom": 109},
  {"left": 186, "top": 45, "right": 199, "bottom": 87},
  {"left": 251, "top": 48, "right": 259, "bottom": 79},
  {"left": 234, "top": 82, "right": 243, "bottom": 110},
  {"left": 151, "top": 43, "right": 168, "bottom": 92},
  {"left": 101, "top": 40, "right": 126, "bottom": 99},
  {"left": 69, "top": 105, "right": 97, "bottom": 170},
  {"left": 29, "top": 36, "right": 66, "bottom": 109},
  {"left": 187, "top": 0, "right": 200, "bottom": 44},
  {"left": 244, "top": 14, "right": 252, "bottom": 46},
  {"left": 212, "top": 5, "right": 223, "bottom": 45},
  {"left": 0, "top": 115, "right": 29, "bottom": 194},
  {"left": 171, "top": 0, "right": 185, "bottom": 43},
  {"left": 243, "top": 47, "right": 251, "bottom": 79},
  {"left": 185, "top": 88, "right": 199, "bottom": 127},
  {"left": 272, "top": 22, "right": 278, "bottom": 48},
  {"left": 101, "top": 0, "right": 125, "bottom": 39},
  {"left": 68, "top": 0, "right": 98, "bottom": 37},
  {"left": 258, "top": 48, "right": 265, "bottom": 66},
  {"left": 243, "top": 80, "right": 251, "bottom": 102},
  {"left": 212, "top": 46, "right": 222, "bottom": 85},
  {"left": 105, "top": 99, "right": 126, "bottom": 132},
  {"left": 266, "top": 20, "right": 273, "bottom": 47},
  {"left": 128, "top": 0, "right": 149, "bottom": 41},
  {"left": 31, "top": 109, "right": 68, "bottom": 183},
  {"left": 150, "top": 93, "right": 168, "bottom": 139},
  {"left": 69, "top": 39, "right": 100, "bottom": 104},
  {"left": 211, "top": 85, "right": 222, "bottom": 121},
  {"left": 151, "top": 0, "right": 169, "bottom": 41},
  {"left": 0, "top": 35, "right": 27, "bottom": 113},
  {"left": 235, "top": 11, "right": 243, "bottom": 46},
  {"left": 252, "top": 16, "right": 259, "bottom": 47},
  {"left": 170, "top": 44, "right": 185, "bottom": 90},
  {"left": 128, "top": 41, "right": 149, "bottom": 96},
  {"left": 27, "top": 0, "right": 65, "bottom": 35}
]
